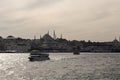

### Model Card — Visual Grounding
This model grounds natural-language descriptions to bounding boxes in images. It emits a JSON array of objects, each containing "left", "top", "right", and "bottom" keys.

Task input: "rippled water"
[{"left": 0, "top": 53, "right": 120, "bottom": 80}]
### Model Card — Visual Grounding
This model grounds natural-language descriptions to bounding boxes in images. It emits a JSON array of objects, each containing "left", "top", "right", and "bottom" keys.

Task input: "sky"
[{"left": 0, "top": 0, "right": 120, "bottom": 41}]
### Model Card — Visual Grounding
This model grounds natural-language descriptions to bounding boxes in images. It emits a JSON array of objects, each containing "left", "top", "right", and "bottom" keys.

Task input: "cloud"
[
  {"left": 0, "top": 0, "right": 120, "bottom": 41},
  {"left": 24, "top": 0, "right": 63, "bottom": 9}
]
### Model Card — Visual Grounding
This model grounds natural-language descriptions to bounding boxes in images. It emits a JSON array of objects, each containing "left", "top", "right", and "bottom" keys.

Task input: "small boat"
[
  {"left": 73, "top": 51, "right": 80, "bottom": 55},
  {"left": 28, "top": 50, "right": 50, "bottom": 61}
]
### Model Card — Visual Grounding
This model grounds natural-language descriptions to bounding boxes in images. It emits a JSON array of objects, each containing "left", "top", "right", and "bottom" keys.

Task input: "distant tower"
[
  {"left": 53, "top": 30, "right": 56, "bottom": 39},
  {"left": 47, "top": 30, "right": 49, "bottom": 35},
  {"left": 60, "top": 34, "right": 63, "bottom": 39},
  {"left": 115, "top": 36, "right": 117, "bottom": 40},
  {"left": 119, "top": 36, "right": 120, "bottom": 42},
  {"left": 40, "top": 35, "right": 41, "bottom": 39},
  {"left": 34, "top": 35, "right": 36, "bottom": 40}
]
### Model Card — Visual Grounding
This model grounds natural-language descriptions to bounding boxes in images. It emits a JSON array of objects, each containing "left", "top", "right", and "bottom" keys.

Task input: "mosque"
[
  {"left": 113, "top": 36, "right": 120, "bottom": 43},
  {"left": 32, "top": 30, "right": 71, "bottom": 52}
]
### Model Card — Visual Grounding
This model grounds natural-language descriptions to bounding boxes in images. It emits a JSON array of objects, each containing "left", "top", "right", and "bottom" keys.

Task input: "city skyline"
[
  {"left": 0, "top": 0, "right": 120, "bottom": 41},
  {"left": 0, "top": 31, "right": 120, "bottom": 43}
]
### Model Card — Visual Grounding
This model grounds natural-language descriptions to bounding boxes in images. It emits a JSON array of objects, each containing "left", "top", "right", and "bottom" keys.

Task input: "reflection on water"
[
  {"left": 0, "top": 53, "right": 120, "bottom": 80},
  {"left": 49, "top": 53, "right": 79, "bottom": 60}
]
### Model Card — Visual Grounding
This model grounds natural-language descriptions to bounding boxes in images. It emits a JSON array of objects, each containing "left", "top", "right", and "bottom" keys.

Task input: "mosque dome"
[{"left": 7, "top": 35, "right": 15, "bottom": 39}]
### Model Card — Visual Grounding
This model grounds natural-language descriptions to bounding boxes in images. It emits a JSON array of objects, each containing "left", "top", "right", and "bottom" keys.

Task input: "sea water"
[{"left": 0, "top": 53, "right": 120, "bottom": 80}]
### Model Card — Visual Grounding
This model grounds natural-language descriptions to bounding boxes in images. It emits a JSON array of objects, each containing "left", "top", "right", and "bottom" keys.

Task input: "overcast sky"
[{"left": 0, "top": 0, "right": 120, "bottom": 41}]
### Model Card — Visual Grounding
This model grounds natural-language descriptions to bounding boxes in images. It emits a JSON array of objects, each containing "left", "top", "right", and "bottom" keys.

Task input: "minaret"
[
  {"left": 47, "top": 30, "right": 49, "bottom": 35},
  {"left": 115, "top": 36, "right": 117, "bottom": 40},
  {"left": 119, "top": 36, "right": 120, "bottom": 42},
  {"left": 60, "top": 34, "right": 62, "bottom": 39},
  {"left": 34, "top": 35, "right": 36, "bottom": 40},
  {"left": 40, "top": 35, "right": 41, "bottom": 39},
  {"left": 53, "top": 30, "right": 56, "bottom": 40}
]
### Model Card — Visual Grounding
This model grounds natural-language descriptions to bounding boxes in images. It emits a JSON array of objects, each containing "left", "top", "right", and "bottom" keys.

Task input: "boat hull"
[{"left": 29, "top": 50, "right": 50, "bottom": 61}]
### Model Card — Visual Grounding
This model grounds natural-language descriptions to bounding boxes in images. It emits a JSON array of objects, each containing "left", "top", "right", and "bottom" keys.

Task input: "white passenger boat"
[{"left": 28, "top": 50, "right": 50, "bottom": 61}]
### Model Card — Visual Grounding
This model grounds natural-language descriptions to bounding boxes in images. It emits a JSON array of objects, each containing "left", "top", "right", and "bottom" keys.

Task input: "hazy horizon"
[{"left": 0, "top": 0, "right": 120, "bottom": 41}]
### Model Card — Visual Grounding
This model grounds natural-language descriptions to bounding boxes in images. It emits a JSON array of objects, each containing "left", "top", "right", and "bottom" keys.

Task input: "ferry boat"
[{"left": 28, "top": 50, "right": 50, "bottom": 61}]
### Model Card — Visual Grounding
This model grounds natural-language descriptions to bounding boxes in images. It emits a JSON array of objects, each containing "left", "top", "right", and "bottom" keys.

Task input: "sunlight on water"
[
  {"left": 0, "top": 53, "right": 120, "bottom": 80},
  {"left": 49, "top": 53, "right": 79, "bottom": 60}
]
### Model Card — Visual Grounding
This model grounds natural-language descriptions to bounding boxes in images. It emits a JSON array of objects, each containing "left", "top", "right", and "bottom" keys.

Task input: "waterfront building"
[{"left": 3, "top": 36, "right": 31, "bottom": 53}]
